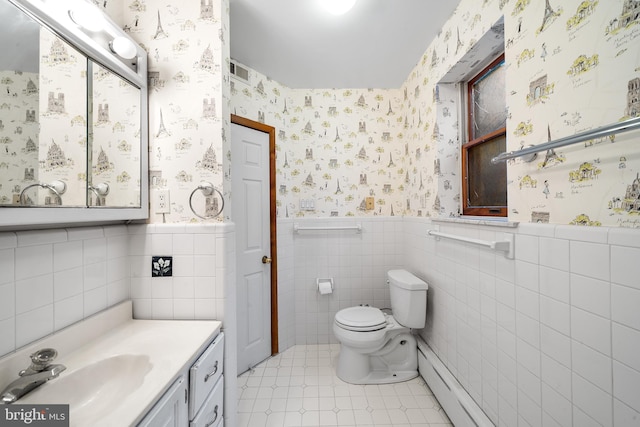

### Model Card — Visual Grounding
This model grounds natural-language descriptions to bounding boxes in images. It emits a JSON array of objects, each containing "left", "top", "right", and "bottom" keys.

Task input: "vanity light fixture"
[
  {"left": 319, "top": 0, "right": 357, "bottom": 15},
  {"left": 68, "top": 2, "right": 105, "bottom": 32},
  {"left": 109, "top": 36, "right": 137, "bottom": 60}
]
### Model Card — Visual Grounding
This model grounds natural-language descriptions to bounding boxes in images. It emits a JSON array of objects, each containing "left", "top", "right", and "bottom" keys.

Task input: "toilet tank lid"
[{"left": 388, "top": 269, "right": 428, "bottom": 290}]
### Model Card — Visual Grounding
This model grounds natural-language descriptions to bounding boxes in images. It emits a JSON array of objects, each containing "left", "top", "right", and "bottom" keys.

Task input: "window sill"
[{"left": 432, "top": 216, "right": 519, "bottom": 228}]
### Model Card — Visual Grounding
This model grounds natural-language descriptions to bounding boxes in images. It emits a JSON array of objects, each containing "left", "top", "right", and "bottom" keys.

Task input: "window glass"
[
  {"left": 462, "top": 54, "right": 507, "bottom": 217},
  {"left": 471, "top": 60, "right": 506, "bottom": 139},
  {"left": 467, "top": 134, "right": 507, "bottom": 207}
]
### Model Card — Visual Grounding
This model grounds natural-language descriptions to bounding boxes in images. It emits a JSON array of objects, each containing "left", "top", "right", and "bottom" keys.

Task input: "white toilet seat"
[{"left": 334, "top": 306, "right": 386, "bottom": 331}]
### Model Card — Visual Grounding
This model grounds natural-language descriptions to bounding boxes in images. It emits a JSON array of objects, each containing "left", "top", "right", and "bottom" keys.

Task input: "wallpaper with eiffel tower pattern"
[
  {"left": 231, "top": 0, "right": 640, "bottom": 227},
  {"left": 96, "top": 0, "right": 640, "bottom": 226},
  {"left": 116, "top": 0, "right": 229, "bottom": 222}
]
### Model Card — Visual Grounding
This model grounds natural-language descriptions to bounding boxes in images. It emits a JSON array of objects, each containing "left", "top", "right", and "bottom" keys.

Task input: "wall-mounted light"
[
  {"left": 319, "top": 0, "right": 357, "bottom": 15},
  {"left": 109, "top": 36, "right": 137, "bottom": 60},
  {"left": 68, "top": 2, "right": 105, "bottom": 32}
]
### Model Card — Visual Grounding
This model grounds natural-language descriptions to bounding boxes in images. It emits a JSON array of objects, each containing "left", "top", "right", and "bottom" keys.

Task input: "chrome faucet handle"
[
  {"left": 20, "top": 348, "right": 59, "bottom": 375},
  {"left": 2, "top": 348, "right": 65, "bottom": 403}
]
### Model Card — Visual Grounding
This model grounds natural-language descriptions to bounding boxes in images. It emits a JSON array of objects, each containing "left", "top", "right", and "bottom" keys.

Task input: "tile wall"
[
  {"left": 0, "top": 225, "right": 131, "bottom": 356},
  {"left": 127, "top": 222, "right": 238, "bottom": 427},
  {"left": 276, "top": 217, "right": 405, "bottom": 347},
  {"left": 3, "top": 217, "right": 639, "bottom": 427},
  {"left": 0, "top": 223, "right": 237, "bottom": 427},
  {"left": 404, "top": 217, "right": 640, "bottom": 427},
  {"left": 278, "top": 216, "right": 640, "bottom": 427},
  {"left": 127, "top": 223, "right": 233, "bottom": 321}
]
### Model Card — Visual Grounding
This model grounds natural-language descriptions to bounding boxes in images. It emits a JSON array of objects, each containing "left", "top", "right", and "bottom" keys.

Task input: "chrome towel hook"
[{"left": 188, "top": 181, "right": 224, "bottom": 219}]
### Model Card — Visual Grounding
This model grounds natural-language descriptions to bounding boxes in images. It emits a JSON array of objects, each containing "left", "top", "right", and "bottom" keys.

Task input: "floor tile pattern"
[{"left": 237, "top": 344, "right": 453, "bottom": 427}]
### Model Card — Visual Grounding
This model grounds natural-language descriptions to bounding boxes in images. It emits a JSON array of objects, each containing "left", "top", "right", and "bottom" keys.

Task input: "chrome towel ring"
[
  {"left": 88, "top": 183, "right": 110, "bottom": 206},
  {"left": 188, "top": 181, "right": 224, "bottom": 219},
  {"left": 19, "top": 180, "right": 67, "bottom": 205}
]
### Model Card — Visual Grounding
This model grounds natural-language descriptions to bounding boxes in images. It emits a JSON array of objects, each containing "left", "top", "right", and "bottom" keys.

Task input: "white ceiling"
[{"left": 229, "top": 0, "right": 462, "bottom": 89}]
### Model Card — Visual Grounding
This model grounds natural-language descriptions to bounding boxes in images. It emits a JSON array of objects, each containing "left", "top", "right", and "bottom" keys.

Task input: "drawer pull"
[
  {"left": 204, "top": 361, "right": 219, "bottom": 382},
  {"left": 205, "top": 405, "right": 218, "bottom": 427}
]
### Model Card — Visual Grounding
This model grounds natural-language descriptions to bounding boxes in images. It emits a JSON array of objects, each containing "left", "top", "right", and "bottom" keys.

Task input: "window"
[{"left": 462, "top": 53, "right": 507, "bottom": 217}]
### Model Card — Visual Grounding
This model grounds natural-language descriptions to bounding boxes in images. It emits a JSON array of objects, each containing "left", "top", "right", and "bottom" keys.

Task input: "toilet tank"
[{"left": 388, "top": 269, "right": 428, "bottom": 328}]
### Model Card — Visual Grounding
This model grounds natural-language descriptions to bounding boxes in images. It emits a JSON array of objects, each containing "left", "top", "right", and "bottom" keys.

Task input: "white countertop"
[{"left": 0, "top": 301, "right": 221, "bottom": 427}]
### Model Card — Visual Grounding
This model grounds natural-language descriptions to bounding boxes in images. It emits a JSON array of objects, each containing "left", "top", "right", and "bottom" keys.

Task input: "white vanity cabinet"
[
  {"left": 189, "top": 332, "right": 224, "bottom": 427},
  {"left": 138, "top": 332, "right": 224, "bottom": 427},
  {"left": 137, "top": 376, "right": 189, "bottom": 427}
]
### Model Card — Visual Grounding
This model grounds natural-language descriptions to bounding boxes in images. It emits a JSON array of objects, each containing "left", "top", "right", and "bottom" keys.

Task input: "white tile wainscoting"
[
  {"left": 404, "top": 218, "right": 640, "bottom": 427},
  {"left": 0, "top": 222, "right": 238, "bottom": 427},
  {"left": 1, "top": 217, "right": 640, "bottom": 427},
  {"left": 276, "top": 217, "right": 640, "bottom": 426},
  {"left": 0, "top": 225, "right": 131, "bottom": 356},
  {"left": 276, "top": 217, "right": 406, "bottom": 349}
]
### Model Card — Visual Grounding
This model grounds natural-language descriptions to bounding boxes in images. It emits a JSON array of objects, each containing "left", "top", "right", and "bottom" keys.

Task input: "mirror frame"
[{"left": 0, "top": 0, "right": 148, "bottom": 229}]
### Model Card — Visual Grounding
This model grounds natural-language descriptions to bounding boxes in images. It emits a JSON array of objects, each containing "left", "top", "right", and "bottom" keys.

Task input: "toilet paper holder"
[{"left": 316, "top": 278, "right": 334, "bottom": 295}]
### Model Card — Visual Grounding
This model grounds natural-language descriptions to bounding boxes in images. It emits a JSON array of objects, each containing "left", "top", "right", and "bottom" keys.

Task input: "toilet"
[{"left": 333, "top": 269, "right": 428, "bottom": 384}]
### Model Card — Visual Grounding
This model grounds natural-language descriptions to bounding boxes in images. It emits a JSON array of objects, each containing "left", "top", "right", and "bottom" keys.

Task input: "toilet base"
[
  {"left": 338, "top": 368, "right": 419, "bottom": 385},
  {"left": 336, "top": 333, "right": 419, "bottom": 384}
]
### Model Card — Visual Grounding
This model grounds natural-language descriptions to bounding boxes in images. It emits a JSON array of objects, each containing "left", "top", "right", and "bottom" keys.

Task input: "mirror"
[
  {"left": 0, "top": 0, "right": 148, "bottom": 228},
  {"left": 89, "top": 61, "right": 141, "bottom": 207},
  {"left": 0, "top": 0, "right": 87, "bottom": 206}
]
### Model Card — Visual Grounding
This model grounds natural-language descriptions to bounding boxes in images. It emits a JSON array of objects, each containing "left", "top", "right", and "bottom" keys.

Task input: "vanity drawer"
[
  {"left": 190, "top": 375, "right": 224, "bottom": 427},
  {"left": 189, "top": 332, "right": 224, "bottom": 417}
]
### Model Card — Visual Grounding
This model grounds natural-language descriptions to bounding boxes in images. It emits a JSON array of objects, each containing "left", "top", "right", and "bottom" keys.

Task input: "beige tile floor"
[{"left": 237, "top": 344, "right": 453, "bottom": 427}]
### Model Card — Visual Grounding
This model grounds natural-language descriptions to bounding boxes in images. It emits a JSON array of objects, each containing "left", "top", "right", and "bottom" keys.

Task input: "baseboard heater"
[{"left": 417, "top": 336, "right": 495, "bottom": 427}]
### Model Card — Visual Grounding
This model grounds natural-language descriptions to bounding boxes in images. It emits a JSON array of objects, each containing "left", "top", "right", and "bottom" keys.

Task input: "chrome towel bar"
[{"left": 491, "top": 116, "right": 640, "bottom": 164}]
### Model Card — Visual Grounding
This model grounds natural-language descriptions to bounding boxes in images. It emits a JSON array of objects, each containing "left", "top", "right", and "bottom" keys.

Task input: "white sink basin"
[
  {"left": 22, "top": 354, "right": 152, "bottom": 424},
  {"left": 0, "top": 301, "right": 221, "bottom": 427}
]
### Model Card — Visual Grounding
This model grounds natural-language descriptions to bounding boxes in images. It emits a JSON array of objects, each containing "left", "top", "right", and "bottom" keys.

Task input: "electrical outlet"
[{"left": 153, "top": 189, "right": 171, "bottom": 214}]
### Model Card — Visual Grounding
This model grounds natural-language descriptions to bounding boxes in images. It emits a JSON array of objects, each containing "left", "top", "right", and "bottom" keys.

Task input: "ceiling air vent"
[{"left": 230, "top": 60, "right": 250, "bottom": 85}]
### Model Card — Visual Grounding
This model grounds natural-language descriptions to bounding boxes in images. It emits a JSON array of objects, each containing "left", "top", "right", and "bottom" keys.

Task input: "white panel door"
[{"left": 232, "top": 123, "right": 271, "bottom": 375}]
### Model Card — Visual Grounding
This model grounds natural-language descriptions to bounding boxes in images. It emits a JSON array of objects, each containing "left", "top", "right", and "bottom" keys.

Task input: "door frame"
[{"left": 231, "top": 114, "right": 278, "bottom": 355}]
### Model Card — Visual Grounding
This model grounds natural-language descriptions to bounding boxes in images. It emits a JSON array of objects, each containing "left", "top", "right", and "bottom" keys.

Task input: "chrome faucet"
[{"left": 1, "top": 348, "right": 66, "bottom": 403}]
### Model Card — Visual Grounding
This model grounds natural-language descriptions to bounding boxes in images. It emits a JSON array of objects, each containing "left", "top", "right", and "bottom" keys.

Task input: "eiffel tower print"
[
  {"left": 539, "top": 0, "right": 558, "bottom": 33},
  {"left": 156, "top": 109, "right": 170, "bottom": 137},
  {"left": 335, "top": 179, "right": 342, "bottom": 195},
  {"left": 153, "top": 10, "right": 168, "bottom": 40}
]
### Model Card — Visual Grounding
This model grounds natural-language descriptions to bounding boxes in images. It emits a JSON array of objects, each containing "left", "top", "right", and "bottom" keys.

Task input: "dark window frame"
[{"left": 462, "top": 53, "right": 507, "bottom": 217}]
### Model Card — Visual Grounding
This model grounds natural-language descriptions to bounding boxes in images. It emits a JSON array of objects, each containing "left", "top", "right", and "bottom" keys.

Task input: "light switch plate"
[{"left": 365, "top": 197, "right": 374, "bottom": 210}]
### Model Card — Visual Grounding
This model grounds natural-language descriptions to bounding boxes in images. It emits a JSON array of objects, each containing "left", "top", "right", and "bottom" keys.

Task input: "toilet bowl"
[{"left": 333, "top": 270, "right": 428, "bottom": 384}]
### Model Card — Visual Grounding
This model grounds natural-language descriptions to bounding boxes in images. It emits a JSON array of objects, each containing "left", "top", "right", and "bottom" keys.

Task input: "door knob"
[{"left": 262, "top": 256, "right": 272, "bottom": 264}]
